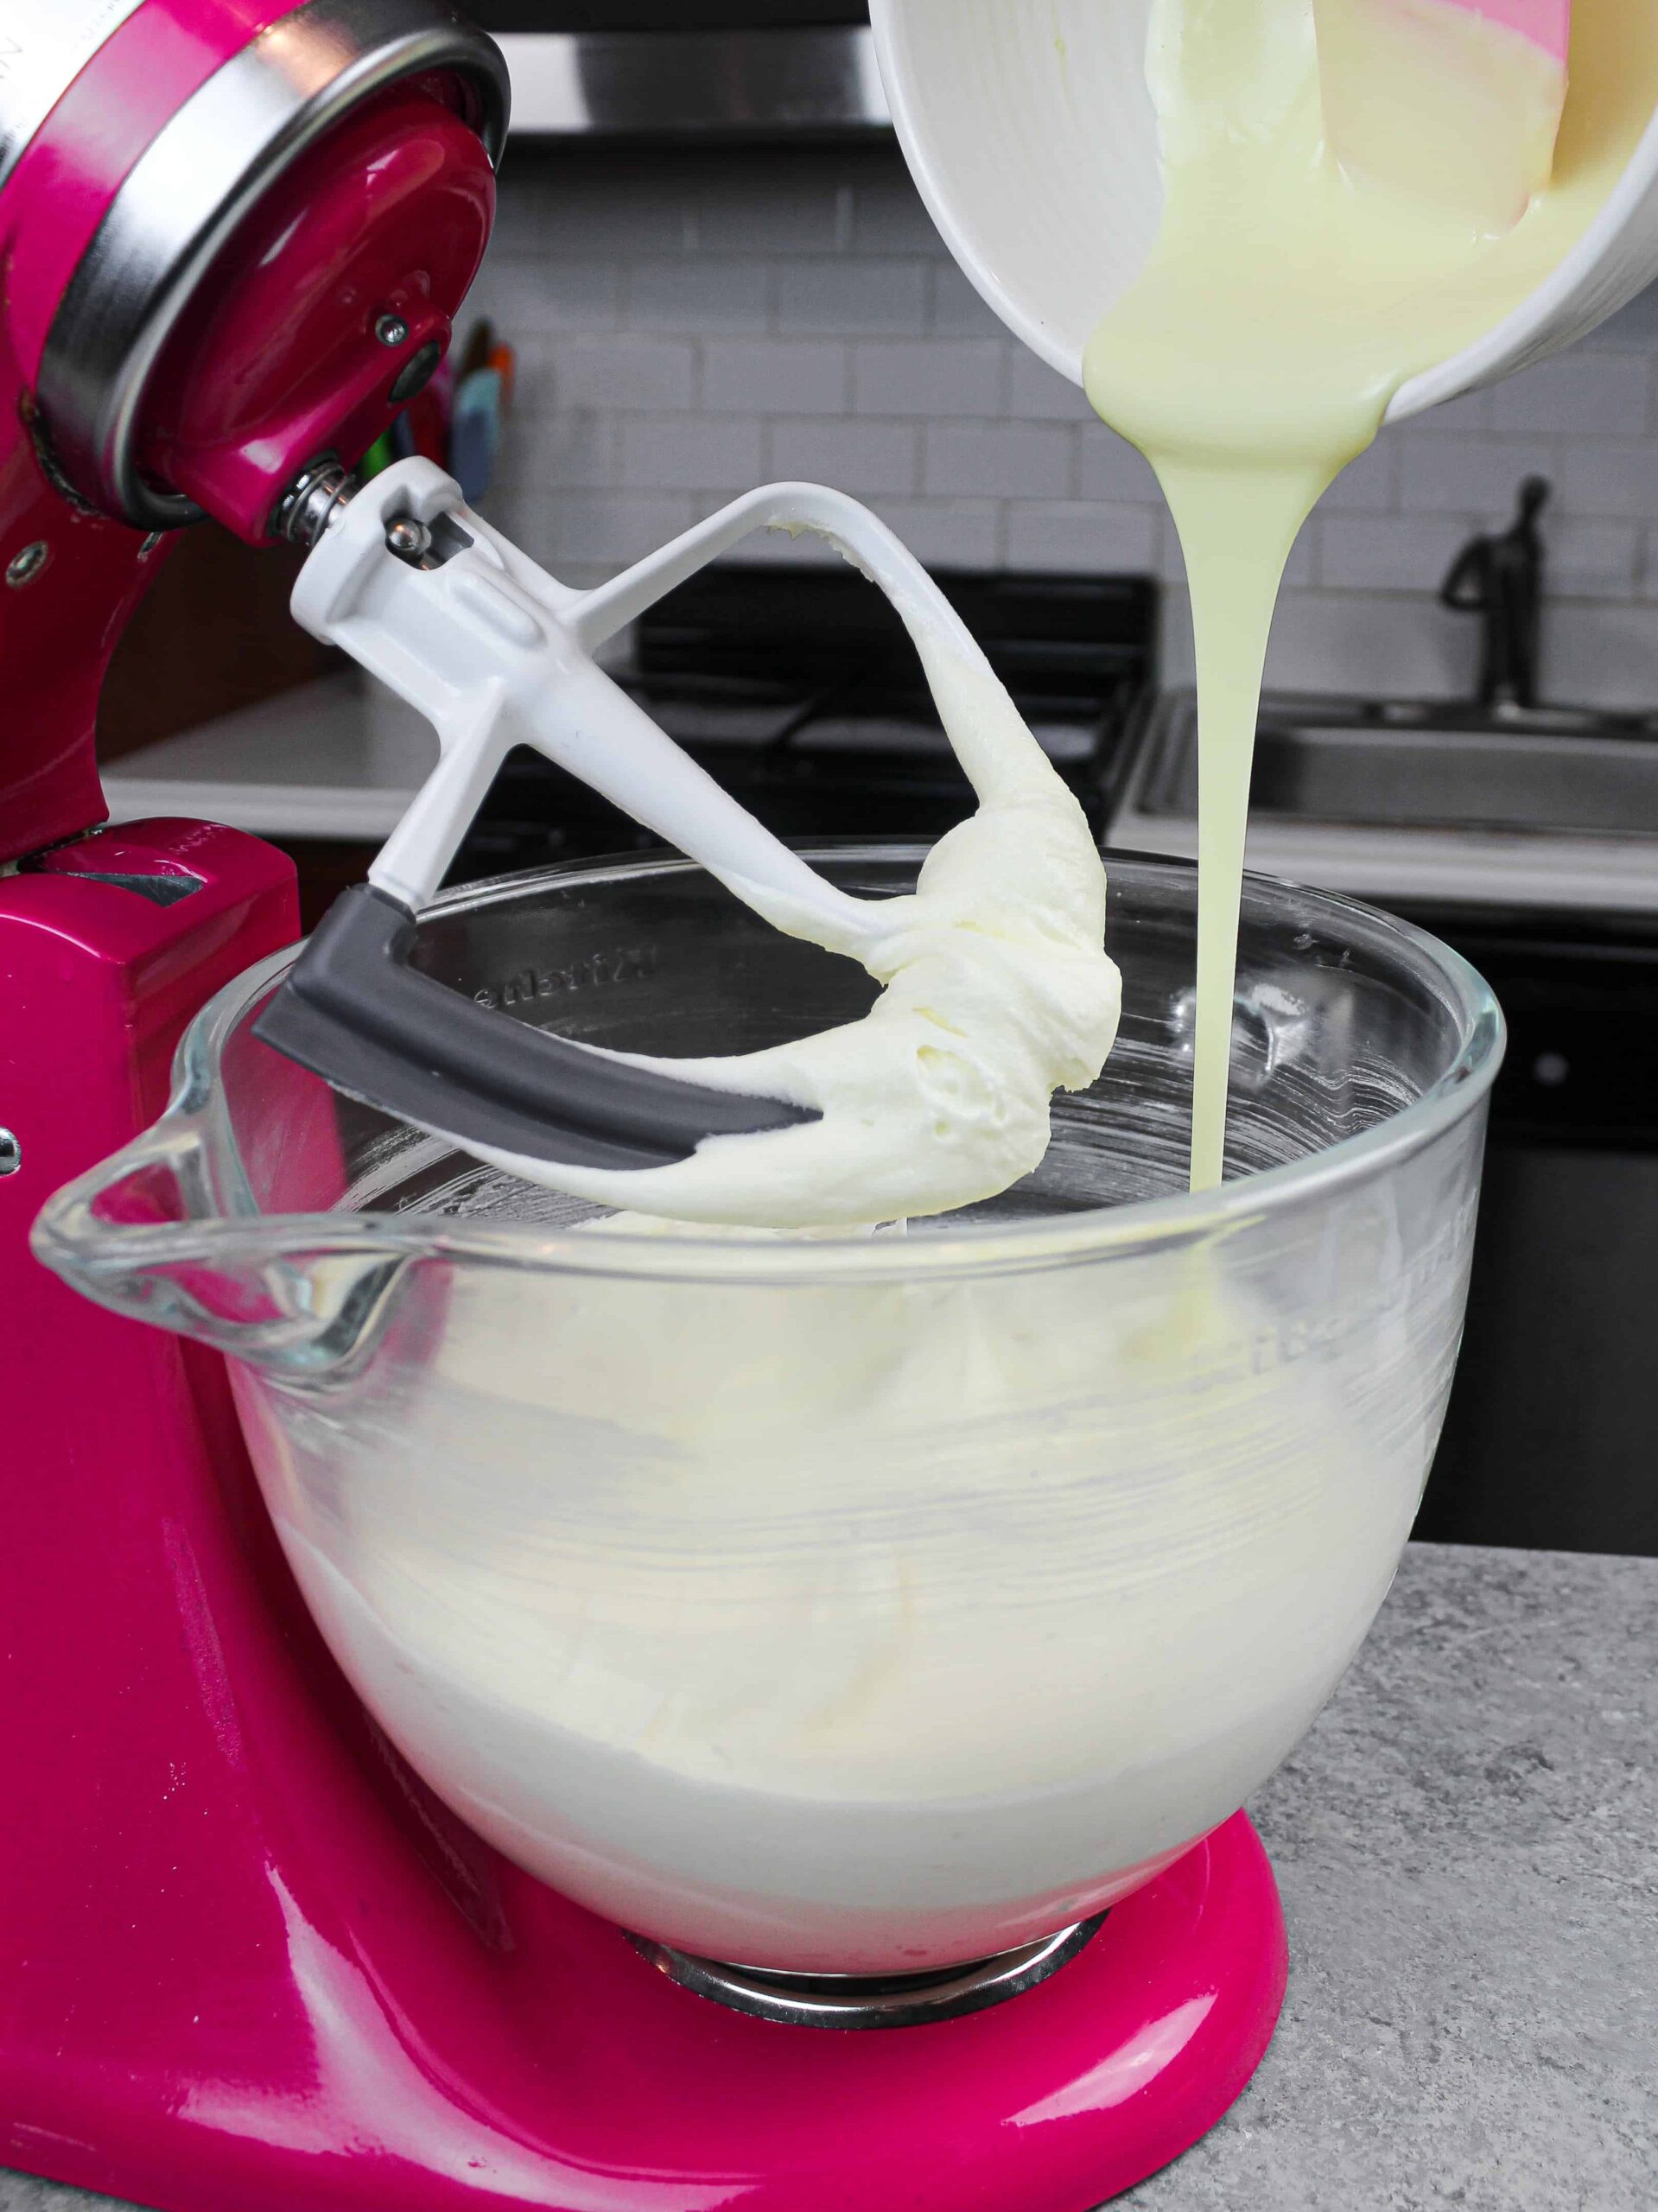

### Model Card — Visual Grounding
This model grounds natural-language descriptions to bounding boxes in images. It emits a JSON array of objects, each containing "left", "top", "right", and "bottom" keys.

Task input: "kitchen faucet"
[{"left": 1440, "top": 476, "right": 1551, "bottom": 712}]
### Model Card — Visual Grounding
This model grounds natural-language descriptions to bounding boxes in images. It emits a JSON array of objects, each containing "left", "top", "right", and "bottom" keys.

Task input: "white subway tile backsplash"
[
  {"left": 623, "top": 259, "right": 770, "bottom": 332},
  {"left": 778, "top": 259, "right": 930, "bottom": 335},
  {"left": 1006, "top": 502, "right": 1159, "bottom": 572},
  {"left": 1398, "top": 434, "right": 1556, "bottom": 516},
  {"left": 467, "top": 153, "right": 1658, "bottom": 684},
  {"left": 702, "top": 340, "right": 848, "bottom": 413},
  {"left": 1489, "top": 353, "right": 1650, "bottom": 435},
  {"left": 853, "top": 340, "right": 1005, "bottom": 416},
  {"left": 509, "top": 411, "right": 617, "bottom": 491},
  {"left": 618, "top": 414, "right": 764, "bottom": 493},
  {"left": 1160, "top": 588, "right": 1478, "bottom": 699},
  {"left": 1269, "top": 526, "right": 1319, "bottom": 592},
  {"left": 495, "top": 339, "right": 557, "bottom": 417},
  {"left": 1546, "top": 520, "right": 1641, "bottom": 601},
  {"left": 1313, "top": 435, "right": 1399, "bottom": 513},
  {"left": 541, "top": 337, "right": 696, "bottom": 414},
  {"left": 535, "top": 492, "right": 697, "bottom": 570},
  {"left": 1399, "top": 386, "right": 1491, "bottom": 433},
  {"left": 694, "top": 164, "right": 844, "bottom": 255},
  {"left": 537, "top": 174, "right": 694, "bottom": 259},
  {"left": 1076, "top": 428, "right": 1162, "bottom": 504},
  {"left": 1579, "top": 282, "right": 1658, "bottom": 352},
  {"left": 868, "top": 499, "right": 1002, "bottom": 569},
  {"left": 1318, "top": 513, "right": 1477, "bottom": 594},
  {"left": 768, "top": 416, "right": 921, "bottom": 495},
  {"left": 479, "top": 169, "right": 560, "bottom": 258},
  {"left": 1324, "top": 502, "right": 1638, "bottom": 601},
  {"left": 1542, "top": 601, "right": 1658, "bottom": 708},
  {"left": 924, "top": 422, "right": 1072, "bottom": 499},
  {"left": 466, "top": 257, "right": 619, "bottom": 337},
  {"left": 1007, "top": 347, "right": 1093, "bottom": 423},
  {"left": 1261, "top": 589, "right": 1477, "bottom": 698},
  {"left": 1562, "top": 437, "right": 1658, "bottom": 518},
  {"left": 929, "top": 264, "right": 1008, "bottom": 340},
  {"left": 850, "top": 174, "right": 947, "bottom": 257}
]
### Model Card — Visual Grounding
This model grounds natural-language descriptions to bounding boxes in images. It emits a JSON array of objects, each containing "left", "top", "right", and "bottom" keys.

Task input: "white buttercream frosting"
[{"left": 470, "top": 635, "right": 1122, "bottom": 1229}]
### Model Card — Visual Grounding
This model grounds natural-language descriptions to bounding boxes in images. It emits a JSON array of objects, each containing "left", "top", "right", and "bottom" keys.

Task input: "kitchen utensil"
[
  {"left": 256, "top": 454, "right": 1055, "bottom": 1187},
  {"left": 870, "top": 0, "right": 1658, "bottom": 423}
]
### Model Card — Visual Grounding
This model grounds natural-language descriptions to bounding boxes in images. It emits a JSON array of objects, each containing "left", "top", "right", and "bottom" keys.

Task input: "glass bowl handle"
[{"left": 32, "top": 1118, "right": 407, "bottom": 1382}]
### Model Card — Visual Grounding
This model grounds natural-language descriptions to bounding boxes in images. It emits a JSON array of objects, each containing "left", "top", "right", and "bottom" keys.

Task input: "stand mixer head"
[{"left": 0, "top": 0, "right": 505, "bottom": 861}]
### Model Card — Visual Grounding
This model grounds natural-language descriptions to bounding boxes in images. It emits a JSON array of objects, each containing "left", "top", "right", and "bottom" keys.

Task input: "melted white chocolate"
[
  {"left": 1085, "top": 0, "right": 1658, "bottom": 1190},
  {"left": 1318, "top": 0, "right": 1568, "bottom": 234}
]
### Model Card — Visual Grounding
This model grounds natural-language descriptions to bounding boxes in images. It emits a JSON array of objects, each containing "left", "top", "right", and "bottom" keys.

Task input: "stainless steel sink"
[
  {"left": 1110, "top": 690, "right": 1658, "bottom": 913},
  {"left": 1134, "top": 693, "right": 1658, "bottom": 838}
]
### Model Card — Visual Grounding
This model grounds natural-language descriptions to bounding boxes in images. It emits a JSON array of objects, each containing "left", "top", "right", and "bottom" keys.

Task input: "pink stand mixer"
[{"left": 0, "top": 6, "right": 1291, "bottom": 2207}]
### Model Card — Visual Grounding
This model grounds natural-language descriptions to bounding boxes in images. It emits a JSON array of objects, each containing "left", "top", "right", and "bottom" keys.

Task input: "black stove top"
[{"left": 452, "top": 563, "right": 1158, "bottom": 881}]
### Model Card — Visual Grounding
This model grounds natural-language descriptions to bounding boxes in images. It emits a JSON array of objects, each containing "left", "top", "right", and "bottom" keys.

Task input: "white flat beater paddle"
[{"left": 257, "top": 456, "right": 1095, "bottom": 1205}]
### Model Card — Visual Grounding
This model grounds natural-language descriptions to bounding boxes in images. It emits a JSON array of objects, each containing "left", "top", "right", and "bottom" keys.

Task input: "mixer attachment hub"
[{"left": 630, "top": 1916, "right": 1108, "bottom": 2030}]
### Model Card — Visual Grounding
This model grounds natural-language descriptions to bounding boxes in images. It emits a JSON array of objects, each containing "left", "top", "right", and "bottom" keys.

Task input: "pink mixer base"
[{"left": 7, "top": 1808, "right": 1285, "bottom": 2212}]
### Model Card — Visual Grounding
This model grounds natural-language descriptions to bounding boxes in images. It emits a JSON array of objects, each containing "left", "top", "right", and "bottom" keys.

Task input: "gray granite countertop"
[{"left": 4, "top": 1543, "right": 1655, "bottom": 2212}]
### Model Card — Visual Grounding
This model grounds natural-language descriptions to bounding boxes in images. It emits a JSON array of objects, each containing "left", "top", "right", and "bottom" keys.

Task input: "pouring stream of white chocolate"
[{"left": 1086, "top": 0, "right": 1657, "bottom": 1190}]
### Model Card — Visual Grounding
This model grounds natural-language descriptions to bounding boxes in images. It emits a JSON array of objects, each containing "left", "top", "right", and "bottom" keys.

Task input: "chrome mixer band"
[
  {"left": 27, "top": 0, "right": 508, "bottom": 530},
  {"left": 0, "top": 0, "right": 146, "bottom": 191},
  {"left": 632, "top": 1916, "right": 1110, "bottom": 2031}
]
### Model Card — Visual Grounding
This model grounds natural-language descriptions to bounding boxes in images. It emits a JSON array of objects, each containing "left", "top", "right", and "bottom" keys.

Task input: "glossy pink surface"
[
  {"left": 1446, "top": 0, "right": 1570, "bottom": 60},
  {"left": 0, "top": 435, "right": 161, "bottom": 864},
  {"left": 0, "top": 4, "right": 194, "bottom": 855},
  {"left": 0, "top": 2, "right": 289, "bottom": 859},
  {"left": 145, "top": 87, "right": 495, "bottom": 540},
  {"left": 0, "top": 2, "right": 293, "bottom": 389},
  {"left": 0, "top": 0, "right": 492, "bottom": 856}
]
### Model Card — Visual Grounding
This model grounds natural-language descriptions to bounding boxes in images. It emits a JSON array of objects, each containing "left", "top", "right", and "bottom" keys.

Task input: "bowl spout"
[{"left": 34, "top": 1117, "right": 405, "bottom": 1382}]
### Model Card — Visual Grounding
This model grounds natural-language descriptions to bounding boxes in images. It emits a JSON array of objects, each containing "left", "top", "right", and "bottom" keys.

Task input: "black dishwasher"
[{"left": 1406, "top": 905, "right": 1658, "bottom": 1559}]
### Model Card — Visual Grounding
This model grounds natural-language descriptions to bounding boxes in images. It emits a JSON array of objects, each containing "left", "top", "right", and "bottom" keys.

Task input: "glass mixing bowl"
[{"left": 36, "top": 849, "right": 1502, "bottom": 1975}]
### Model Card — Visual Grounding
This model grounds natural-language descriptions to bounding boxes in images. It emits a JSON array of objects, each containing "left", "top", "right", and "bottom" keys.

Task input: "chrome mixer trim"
[
  {"left": 496, "top": 27, "right": 891, "bottom": 140},
  {"left": 35, "top": 0, "right": 510, "bottom": 531},
  {"left": 274, "top": 454, "right": 357, "bottom": 548},
  {"left": 629, "top": 1913, "right": 1108, "bottom": 2031},
  {"left": 0, "top": 0, "right": 146, "bottom": 195}
]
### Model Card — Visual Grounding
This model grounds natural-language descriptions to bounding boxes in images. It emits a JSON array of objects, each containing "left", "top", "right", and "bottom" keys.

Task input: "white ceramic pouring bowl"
[{"left": 870, "top": 0, "right": 1658, "bottom": 421}]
